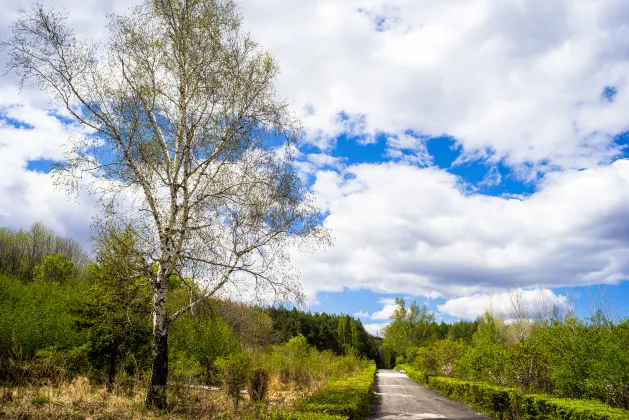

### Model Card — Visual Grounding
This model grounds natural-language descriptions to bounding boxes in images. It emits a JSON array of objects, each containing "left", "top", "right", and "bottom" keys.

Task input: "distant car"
[{"left": 399, "top": 370, "right": 406, "bottom": 374}]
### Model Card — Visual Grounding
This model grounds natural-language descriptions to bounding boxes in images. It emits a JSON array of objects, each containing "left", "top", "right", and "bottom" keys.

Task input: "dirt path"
[{"left": 368, "top": 369, "right": 489, "bottom": 420}]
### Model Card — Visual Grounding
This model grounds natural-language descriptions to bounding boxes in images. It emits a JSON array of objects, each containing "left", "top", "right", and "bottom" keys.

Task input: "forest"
[{"left": 0, "top": 223, "right": 377, "bottom": 419}]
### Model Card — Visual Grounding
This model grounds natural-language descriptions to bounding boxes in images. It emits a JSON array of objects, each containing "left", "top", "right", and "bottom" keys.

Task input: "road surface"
[{"left": 368, "top": 369, "right": 488, "bottom": 420}]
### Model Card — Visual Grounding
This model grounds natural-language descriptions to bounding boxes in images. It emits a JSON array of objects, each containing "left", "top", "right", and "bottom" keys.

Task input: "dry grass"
[{"left": 0, "top": 375, "right": 325, "bottom": 419}]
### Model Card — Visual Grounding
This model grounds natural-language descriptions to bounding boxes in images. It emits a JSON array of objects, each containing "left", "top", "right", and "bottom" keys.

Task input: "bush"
[
  {"left": 300, "top": 364, "right": 376, "bottom": 420},
  {"left": 521, "top": 394, "right": 629, "bottom": 420},
  {"left": 427, "top": 375, "right": 522, "bottom": 420},
  {"left": 396, "top": 364, "right": 435, "bottom": 386},
  {"left": 250, "top": 335, "right": 364, "bottom": 390},
  {"left": 264, "top": 411, "right": 347, "bottom": 420},
  {"left": 215, "top": 352, "right": 251, "bottom": 409},
  {"left": 249, "top": 368, "right": 270, "bottom": 402}
]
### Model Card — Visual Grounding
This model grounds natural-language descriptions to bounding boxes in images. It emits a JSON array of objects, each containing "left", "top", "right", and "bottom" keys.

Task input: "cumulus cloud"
[
  {"left": 438, "top": 288, "right": 568, "bottom": 320},
  {"left": 370, "top": 298, "right": 398, "bottom": 320},
  {"left": 0, "top": 101, "right": 97, "bottom": 243},
  {"left": 238, "top": 0, "right": 629, "bottom": 174},
  {"left": 294, "top": 161, "right": 629, "bottom": 301},
  {"left": 354, "top": 310, "right": 370, "bottom": 318},
  {"left": 363, "top": 322, "right": 389, "bottom": 336}
]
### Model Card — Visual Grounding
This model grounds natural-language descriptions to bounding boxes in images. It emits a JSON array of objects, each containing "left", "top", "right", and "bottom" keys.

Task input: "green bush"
[
  {"left": 215, "top": 352, "right": 251, "bottom": 409},
  {"left": 427, "top": 375, "right": 522, "bottom": 420},
  {"left": 396, "top": 363, "right": 436, "bottom": 386},
  {"left": 300, "top": 364, "right": 376, "bottom": 420},
  {"left": 521, "top": 395, "right": 629, "bottom": 420},
  {"left": 264, "top": 411, "right": 347, "bottom": 420},
  {"left": 250, "top": 335, "right": 365, "bottom": 390}
]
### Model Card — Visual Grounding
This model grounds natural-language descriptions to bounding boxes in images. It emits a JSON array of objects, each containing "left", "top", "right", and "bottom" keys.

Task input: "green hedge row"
[
  {"left": 400, "top": 366, "right": 436, "bottom": 386},
  {"left": 521, "top": 395, "right": 629, "bottom": 420},
  {"left": 263, "top": 410, "right": 347, "bottom": 420},
  {"left": 396, "top": 365, "right": 629, "bottom": 420},
  {"left": 298, "top": 364, "right": 377, "bottom": 420},
  {"left": 427, "top": 375, "right": 523, "bottom": 420}
]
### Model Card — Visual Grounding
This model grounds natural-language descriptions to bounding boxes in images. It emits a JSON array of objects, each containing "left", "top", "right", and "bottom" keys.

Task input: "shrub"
[
  {"left": 521, "top": 394, "right": 629, "bottom": 420},
  {"left": 249, "top": 368, "right": 270, "bottom": 402},
  {"left": 264, "top": 411, "right": 347, "bottom": 420},
  {"left": 396, "top": 364, "right": 435, "bottom": 386},
  {"left": 300, "top": 364, "right": 376, "bottom": 420},
  {"left": 427, "top": 375, "right": 522, "bottom": 420},
  {"left": 215, "top": 352, "right": 251, "bottom": 409}
]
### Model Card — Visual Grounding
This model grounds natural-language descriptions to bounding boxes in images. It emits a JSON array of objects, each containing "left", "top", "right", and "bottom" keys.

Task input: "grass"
[{"left": 0, "top": 375, "right": 322, "bottom": 419}]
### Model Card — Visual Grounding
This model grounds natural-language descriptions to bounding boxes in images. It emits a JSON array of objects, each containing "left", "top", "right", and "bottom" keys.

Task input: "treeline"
[
  {"left": 267, "top": 307, "right": 380, "bottom": 362},
  {"left": 0, "top": 223, "right": 89, "bottom": 281},
  {"left": 383, "top": 297, "right": 629, "bottom": 410}
]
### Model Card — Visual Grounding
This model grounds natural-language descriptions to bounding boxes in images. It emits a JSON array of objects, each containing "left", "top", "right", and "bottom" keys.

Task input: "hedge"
[
  {"left": 427, "top": 375, "right": 523, "bottom": 420},
  {"left": 299, "top": 363, "right": 377, "bottom": 420},
  {"left": 396, "top": 365, "right": 629, "bottom": 420},
  {"left": 264, "top": 411, "right": 347, "bottom": 420},
  {"left": 521, "top": 395, "right": 629, "bottom": 420}
]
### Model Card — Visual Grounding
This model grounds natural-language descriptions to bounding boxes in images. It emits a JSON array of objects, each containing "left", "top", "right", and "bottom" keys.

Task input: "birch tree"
[{"left": 3, "top": 0, "right": 327, "bottom": 408}]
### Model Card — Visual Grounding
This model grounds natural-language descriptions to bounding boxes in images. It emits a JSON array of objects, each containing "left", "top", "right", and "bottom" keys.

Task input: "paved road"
[{"left": 368, "top": 370, "right": 488, "bottom": 420}]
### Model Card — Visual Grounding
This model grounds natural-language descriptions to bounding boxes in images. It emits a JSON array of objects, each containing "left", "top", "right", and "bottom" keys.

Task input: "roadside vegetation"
[
  {"left": 383, "top": 296, "right": 629, "bottom": 419},
  {"left": 0, "top": 223, "right": 377, "bottom": 419}
]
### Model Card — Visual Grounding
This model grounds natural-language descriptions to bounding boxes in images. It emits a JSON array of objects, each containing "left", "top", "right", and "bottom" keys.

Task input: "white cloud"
[
  {"left": 237, "top": 0, "right": 629, "bottom": 174},
  {"left": 0, "top": 101, "right": 97, "bottom": 243},
  {"left": 370, "top": 299, "right": 398, "bottom": 320},
  {"left": 354, "top": 310, "right": 370, "bottom": 318},
  {"left": 295, "top": 161, "right": 629, "bottom": 301},
  {"left": 438, "top": 288, "right": 568, "bottom": 320},
  {"left": 363, "top": 322, "right": 389, "bottom": 336}
]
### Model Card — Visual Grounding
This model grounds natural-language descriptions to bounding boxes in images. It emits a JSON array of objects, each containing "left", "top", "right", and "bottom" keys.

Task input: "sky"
[{"left": 2, "top": 0, "right": 629, "bottom": 336}]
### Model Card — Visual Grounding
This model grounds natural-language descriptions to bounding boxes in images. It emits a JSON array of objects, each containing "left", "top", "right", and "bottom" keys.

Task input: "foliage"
[
  {"left": 264, "top": 411, "right": 347, "bottom": 420},
  {"left": 396, "top": 364, "right": 436, "bottom": 386},
  {"left": 299, "top": 364, "right": 376, "bottom": 420},
  {"left": 215, "top": 352, "right": 252, "bottom": 409},
  {"left": 73, "top": 228, "right": 152, "bottom": 390},
  {"left": 410, "top": 339, "right": 469, "bottom": 377},
  {"left": 521, "top": 394, "right": 629, "bottom": 420},
  {"left": 454, "top": 341, "right": 508, "bottom": 386},
  {"left": 33, "top": 254, "right": 75, "bottom": 284},
  {"left": 267, "top": 308, "right": 379, "bottom": 362},
  {"left": 168, "top": 295, "right": 242, "bottom": 384},
  {"left": 401, "top": 358, "right": 629, "bottom": 420},
  {"left": 0, "top": 275, "right": 85, "bottom": 382},
  {"left": 382, "top": 298, "right": 436, "bottom": 355},
  {"left": 427, "top": 375, "right": 523, "bottom": 420},
  {"left": 0, "top": 223, "right": 89, "bottom": 281},
  {"left": 248, "top": 369, "right": 270, "bottom": 402},
  {"left": 250, "top": 334, "right": 365, "bottom": 389}
]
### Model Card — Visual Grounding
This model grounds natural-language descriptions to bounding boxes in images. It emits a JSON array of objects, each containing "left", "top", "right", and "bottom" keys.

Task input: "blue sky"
[{"left": 3, "top": 0, "right": 629, "bottom": 335}]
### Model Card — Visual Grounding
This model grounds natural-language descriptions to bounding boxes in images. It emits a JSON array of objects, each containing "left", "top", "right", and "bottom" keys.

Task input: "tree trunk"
[
  {"left": 145, "top": 284, "right": 168, "bottom": 409},
  {"left": 106, "top": 347, "right": 117, "bottom": 392}
]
